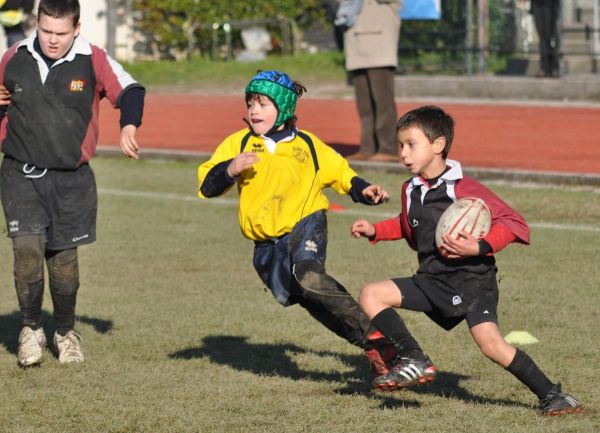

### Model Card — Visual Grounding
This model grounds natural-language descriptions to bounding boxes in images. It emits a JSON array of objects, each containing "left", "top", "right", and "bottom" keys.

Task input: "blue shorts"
[{"left": 253, "top": 211, "right": 328, "bottom": 306}]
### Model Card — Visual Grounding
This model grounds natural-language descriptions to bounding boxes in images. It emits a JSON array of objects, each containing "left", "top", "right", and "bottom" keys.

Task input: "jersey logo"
[
  {"left": 304, "top": 240, "right": 318, "bottom": 253},
  {"left": 251, "top": 143, "right": 264, "bottom": 153},
  {"left": 8, "top": 220, "right": 18, "bottom": 233},
  {"left": 410, "top": 218, "right": 419, "bottom": 228},
  {"left": 293, "top": 146, "right": 309, "bottom": 163},
  {"left": 72, "top": 233, "right": 89, "bottom": 242},
  {"left": 452, "top": 295, "right": 462, "bottom": 306},
  {"left": 69, "top": 79, "right": 85, "bottom": 92}
]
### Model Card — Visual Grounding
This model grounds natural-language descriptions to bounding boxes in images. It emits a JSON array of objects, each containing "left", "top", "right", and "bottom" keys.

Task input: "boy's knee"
[
  {"left": 293, "top": 260, "right": 326, "bottom": 290},
  {"left": 12, "top": 235, "right": 45, "bottom": 282},
  {"left": 476, "top": 335, "right": 512, "bottom": 364},
  {"left": 359, "top": 283, "right": 386, "bottom": 307}
]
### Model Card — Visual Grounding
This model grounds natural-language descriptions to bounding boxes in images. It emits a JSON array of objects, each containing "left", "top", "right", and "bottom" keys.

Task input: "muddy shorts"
[{"left": 0, "top": 156, "right": 97, "bottom": 250}]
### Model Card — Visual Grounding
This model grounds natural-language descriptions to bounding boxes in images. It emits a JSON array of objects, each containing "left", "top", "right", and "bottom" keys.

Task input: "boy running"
[
  {"left": 350, "top": 105, "right": 582, "bottom": 416},
  {"left": 0, "top": 0, "right": 145, "bottom": 366},
  {"left": 197, "top": 70, "right": 396, "bottom": 380}
]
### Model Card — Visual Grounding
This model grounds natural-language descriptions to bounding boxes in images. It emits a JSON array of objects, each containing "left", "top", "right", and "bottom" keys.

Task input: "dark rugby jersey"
[
  {"left": 370, "top": 160, "right": 530, "bottom": 275},
  {"left": 0, "top": 33, "right": 144, "bottom": 169}
]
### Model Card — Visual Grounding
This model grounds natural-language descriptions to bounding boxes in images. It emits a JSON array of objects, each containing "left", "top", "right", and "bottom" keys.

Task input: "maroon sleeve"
[
  {"left": 372, "top": 216, "right": 404, "bottom": 243},
  {"left": 0, "top": 45, "right": 19, "bottom": 142},
  {"left": 456, "top": 176, "right": 530, "bottom": 246},
  {"left": 91, "top": 45, "right": 142, "bottom": 108},
  {"left": 482, "top": 224, "right": 517, "bottom": 253}
]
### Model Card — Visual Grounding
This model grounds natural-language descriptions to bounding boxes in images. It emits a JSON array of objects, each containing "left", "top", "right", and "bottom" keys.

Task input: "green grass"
[
  {"left": 0, "top": 157, "right": 598, "bottom": 433},
  {"left": 123, "top": 51, "right": 346, "bottom": 91}
]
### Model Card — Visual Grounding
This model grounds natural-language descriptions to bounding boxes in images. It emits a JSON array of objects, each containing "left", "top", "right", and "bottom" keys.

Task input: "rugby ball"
[{"left": 435, "top": 197, "right": 491, "bottom": 253}]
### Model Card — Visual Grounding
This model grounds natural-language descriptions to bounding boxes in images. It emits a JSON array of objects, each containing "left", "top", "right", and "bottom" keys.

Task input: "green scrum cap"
[{"left": 245, "top": 70, "right": 297, "bottom": 128}]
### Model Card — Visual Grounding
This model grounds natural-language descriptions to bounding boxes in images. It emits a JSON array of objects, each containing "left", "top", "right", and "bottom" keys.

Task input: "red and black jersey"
[
  {"left": 372, "top": 160, "right": 530, "bottom": 275},
  {"left": 0, "top": 33, "right": 144, "bottom": 170}
]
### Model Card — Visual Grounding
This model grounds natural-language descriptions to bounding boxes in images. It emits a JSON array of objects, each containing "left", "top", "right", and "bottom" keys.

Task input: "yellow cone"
[{"left": 504, "top": 330, "right": 539, "bottom": 345}]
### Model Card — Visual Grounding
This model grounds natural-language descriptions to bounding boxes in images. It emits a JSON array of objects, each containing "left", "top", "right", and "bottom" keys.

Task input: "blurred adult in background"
[
  {"left": 530, "top": 0, "right": 561, "bottom": 78},
  {"left": 0, "top": 0, "right": 35, "bottom": 47},
  {"left": 323, "top": 0, "right": 344, "bottom": 50},
  {"left": 337, "top": 0, "right": 402, "bottom": 162}
]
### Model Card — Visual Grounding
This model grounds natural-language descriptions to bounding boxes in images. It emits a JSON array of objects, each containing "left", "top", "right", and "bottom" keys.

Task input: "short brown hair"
[
  {"left": 38, "top": 0, "right": 80, "bottom": 27},
  {"left": 397, "top": 105, "right": 455, "bottom": 159}
]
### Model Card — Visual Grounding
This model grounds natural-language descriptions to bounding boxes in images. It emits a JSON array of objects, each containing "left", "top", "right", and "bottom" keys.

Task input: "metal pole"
[
  {"left": 223, "top": 23, "right": 232, "bottom": 60},
  {"left": 211, "top": 22, "right": 219, "bottom": 60},
  {"left": 466, "top": 0, "right": 473, "bottom": 75},
  {"left": 126, "top": 0, "right": 135, "bottom": 62},
  {"left": 594, "top": 0, "right": 600, "bottom": 66},
  {"left": 477, "top": 0, "right": 488, "bottom": 74},
  {"left": 106, "top": 0, "right": 117, "bottom": 58}
]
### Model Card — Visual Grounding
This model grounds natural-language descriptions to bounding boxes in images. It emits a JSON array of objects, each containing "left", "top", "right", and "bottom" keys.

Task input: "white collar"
[
  {"left": 411, "top": 159, "right": 463, "bottom": 188},
  {"left": 19, "top": 33, "right": 91, "bottom": 83}
]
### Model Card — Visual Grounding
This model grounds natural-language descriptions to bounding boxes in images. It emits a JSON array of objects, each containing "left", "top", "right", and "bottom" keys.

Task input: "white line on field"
[{"left": 98, "top": 188, "right": 600, "bottom": 233}]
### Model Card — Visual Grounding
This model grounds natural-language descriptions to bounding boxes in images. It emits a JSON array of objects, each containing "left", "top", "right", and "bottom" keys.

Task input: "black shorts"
[
  {"left": 392, "top": 268, "right": 499, "bottom": 331},
  {"left": 0, "top": 156, "right": 97, "bottom": 250}
]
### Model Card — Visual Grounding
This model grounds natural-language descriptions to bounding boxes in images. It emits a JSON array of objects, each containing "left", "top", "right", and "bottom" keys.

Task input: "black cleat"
[
  {"left": 372, "top": 354, "right": 436, "bottom": 391},
  {"left": 539, "top": 383, "right": 583, "bottom": 416}
]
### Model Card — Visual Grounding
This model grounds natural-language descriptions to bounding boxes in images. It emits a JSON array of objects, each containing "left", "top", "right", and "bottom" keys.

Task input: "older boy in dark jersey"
[
  {"left": 198, "top": 70, "right": 397, "bottom": 381},
  {"left": 351, "top": 106, "right": 582, "bottom": 416},
  {"left": 0, "top": 0, "right": 144, "bottom": 366}
]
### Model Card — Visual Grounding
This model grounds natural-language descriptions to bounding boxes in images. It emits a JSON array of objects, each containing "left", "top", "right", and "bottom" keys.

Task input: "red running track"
[{"left": 98, "top": 94, "right": 600, "bottom": 174}]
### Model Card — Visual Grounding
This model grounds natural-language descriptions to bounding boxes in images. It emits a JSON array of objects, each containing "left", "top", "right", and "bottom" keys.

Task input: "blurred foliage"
[
  {"left": 132, "top": 0, "right": 326, "bottom": 58},
  {"left": 398, "top": 0, "right": 517, "bottom": 73}
]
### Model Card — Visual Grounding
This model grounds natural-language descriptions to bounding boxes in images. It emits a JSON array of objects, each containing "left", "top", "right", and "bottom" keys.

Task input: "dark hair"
[
  {"left": 396, "top": 105, "right": 455, "bottom": 158},
  {"left": 38, "top": 0, "right": 80, "bottom": 27}
]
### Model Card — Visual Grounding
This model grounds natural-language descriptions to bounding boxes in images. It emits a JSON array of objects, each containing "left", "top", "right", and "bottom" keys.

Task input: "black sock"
[
  {"left": 50, "top": 292, "right": 76, "bottom": 336},
  {"left": 16, "top": 279, "right": 44, "bottom": 329},
  {"left": 371, "top": 308, "right": 423, "bottom": 358},
  {"left": 505, "top": 348, "right": 555, "bottom": 399}
]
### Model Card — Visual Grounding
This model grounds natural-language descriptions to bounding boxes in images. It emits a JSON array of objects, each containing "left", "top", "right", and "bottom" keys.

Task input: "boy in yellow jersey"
[{"left": 197, "top": 70, "right": 397, "bottom": 381}]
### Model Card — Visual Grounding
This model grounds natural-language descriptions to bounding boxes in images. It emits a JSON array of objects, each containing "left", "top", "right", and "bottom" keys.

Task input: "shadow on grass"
[
  {"left": 0, "top": 310, "right": 113, "bottom": 354},
  {"left": 171, "top": 334, "right": 531, "bottom": 411},
  {"left": 169, "top": 334, "right": 365, "bottom": 382},
  {"left": 336, "top": 371, "right": 532, "bottom": 410}
]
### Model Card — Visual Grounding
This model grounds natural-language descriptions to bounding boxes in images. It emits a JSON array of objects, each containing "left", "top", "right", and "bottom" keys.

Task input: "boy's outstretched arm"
[
  {"left": 350, "top": 219, "right": 376, "bottom": 239},
  {"left": 227, "top": 152, "right": 260, "bottom": 177},
  {"left": 361, "top": 184, "right": 390, "bottom": 204},
  {"left": 349, "top": 177, "right": 389, "bottom": 205},
  {"left": 199, "top": 152, "right": 260, "bottom": 198}
]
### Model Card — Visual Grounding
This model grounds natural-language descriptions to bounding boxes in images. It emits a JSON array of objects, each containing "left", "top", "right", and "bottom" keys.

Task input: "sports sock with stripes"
[
  {"left": 371, "top": 308, "right": 423, "bottom": 359},
  {"left": 505, "top": 348, "right": 555, "bottom": 399}
]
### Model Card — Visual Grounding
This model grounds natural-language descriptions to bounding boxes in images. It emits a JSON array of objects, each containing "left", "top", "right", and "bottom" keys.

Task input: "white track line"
[{"left": 99, "top": 188, "right": 600, "bottom": 233}]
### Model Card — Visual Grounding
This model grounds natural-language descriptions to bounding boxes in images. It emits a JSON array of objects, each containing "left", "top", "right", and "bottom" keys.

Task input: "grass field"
[
  {"left": 123, "top": 52, "right": 346, "bottom": 93},
  {"left": 0, "top": 157, "right": 598, "bottom": 433}
]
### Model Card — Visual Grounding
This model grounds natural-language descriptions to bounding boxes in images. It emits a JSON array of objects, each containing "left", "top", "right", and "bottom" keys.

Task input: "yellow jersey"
[{"left": 197, "top": 128, "right": 359, "bottom": 241}]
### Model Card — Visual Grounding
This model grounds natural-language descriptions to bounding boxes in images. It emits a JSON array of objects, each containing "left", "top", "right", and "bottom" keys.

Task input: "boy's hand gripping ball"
[{"left": 435, "top": 197, "right": 491, "bottom": 255}]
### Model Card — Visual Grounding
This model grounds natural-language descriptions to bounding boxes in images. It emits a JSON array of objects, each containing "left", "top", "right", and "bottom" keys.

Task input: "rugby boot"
[
  {"left": 18, "top": 326, "right": 47, "bottom": 367},
  {"left": 373, "top": 354, "right": 437, "bottom": 391},
  {"left": 54, "top": 330, "right": 84, "bottom": 364},
  {"left": 539, "top": 383, "right": 583, "bottom": 416}
]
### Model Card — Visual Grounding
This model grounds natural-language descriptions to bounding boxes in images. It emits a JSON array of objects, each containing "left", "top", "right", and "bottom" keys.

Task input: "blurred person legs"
[
  {"left": 4, "top": 23, "right": 26, "bottom": 47},
  {"left": 531, "top": 0, "right": 561, "bottom": 77},
  {"left": 349, "top": 67, "right": 398, "bottom": 161}
]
